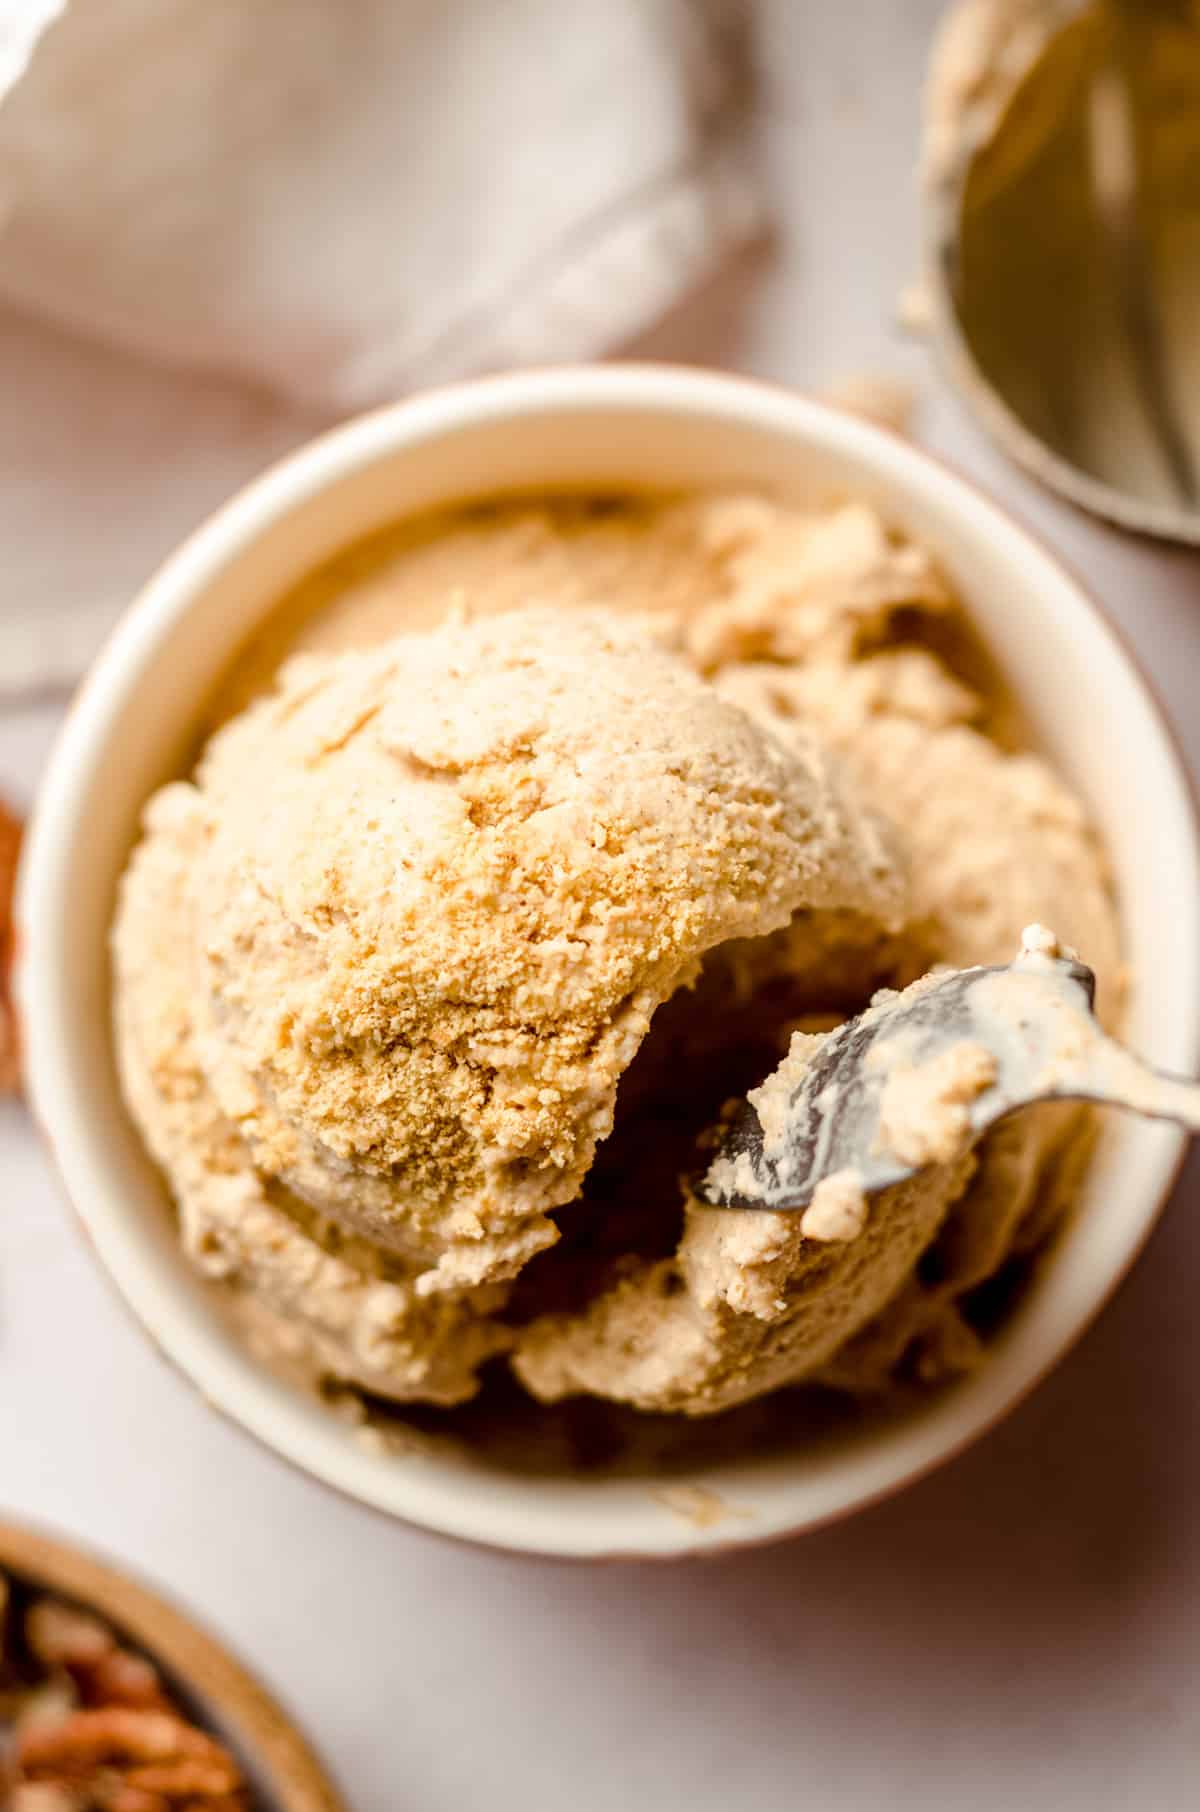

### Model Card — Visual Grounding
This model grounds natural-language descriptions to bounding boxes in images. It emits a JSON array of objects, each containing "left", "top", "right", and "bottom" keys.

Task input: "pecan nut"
[
  {"left": 13, "top": 1706, "right": 247, "bottom": 1809},
  {"left": 25, "top": 1599, "right": 173, "bottom": 1713}
]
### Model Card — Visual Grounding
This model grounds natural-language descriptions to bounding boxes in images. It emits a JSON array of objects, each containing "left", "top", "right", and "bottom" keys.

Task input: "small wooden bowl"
[{"left": 0, "top": 1519, "right": 345, "bottom": 1812}]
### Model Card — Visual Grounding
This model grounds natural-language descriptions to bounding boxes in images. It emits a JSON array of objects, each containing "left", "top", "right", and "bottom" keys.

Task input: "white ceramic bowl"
[{"left": 18, "top": 366, "right": 1200, "bottom": 1558}]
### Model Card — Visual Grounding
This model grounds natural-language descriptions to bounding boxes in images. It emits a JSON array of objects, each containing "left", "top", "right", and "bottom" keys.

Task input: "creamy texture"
[
  {"left": 799, "top": 1171, "right": 870, "bottom": 1244},
  {"left": 877, "top": 1041, "right": 999, "bottom": 1169},
  {"left": 113, "top": 491, "right": 1121, "bottom": 1422}
]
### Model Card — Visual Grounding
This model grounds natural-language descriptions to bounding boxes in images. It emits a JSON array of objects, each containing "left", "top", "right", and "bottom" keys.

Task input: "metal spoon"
[
  {"left": 696, "top": 929, "right": 1200, "bottom": 1213},
  {"left": 927, "top": 0, "right": 1200, "bottom": 542}
]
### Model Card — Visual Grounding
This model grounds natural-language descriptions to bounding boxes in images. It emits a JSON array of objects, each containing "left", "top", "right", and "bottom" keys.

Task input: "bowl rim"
[{"left": 16, "top": 362, "right": 1200, "bottom": 1559}]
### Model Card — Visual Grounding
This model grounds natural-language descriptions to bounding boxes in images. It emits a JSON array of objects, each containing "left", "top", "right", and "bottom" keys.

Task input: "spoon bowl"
[{"left": 700, "top": 931, "right": 1200, "bottom": 1216}]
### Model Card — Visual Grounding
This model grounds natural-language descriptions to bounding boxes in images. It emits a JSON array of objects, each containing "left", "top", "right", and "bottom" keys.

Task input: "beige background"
[{"left": 4, "top": 4, "right": 1199, "bottom": 1807}]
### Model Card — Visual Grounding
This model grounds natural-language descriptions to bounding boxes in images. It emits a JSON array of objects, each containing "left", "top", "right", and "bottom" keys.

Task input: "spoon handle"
[{"left": 1060, "top": 1032, "right": 1200, "bottom": 1132}]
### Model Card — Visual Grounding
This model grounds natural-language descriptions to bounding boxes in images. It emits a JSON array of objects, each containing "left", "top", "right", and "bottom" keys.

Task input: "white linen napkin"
[{"left": 0, "top": 0, "right": 761, "bottom": 697}]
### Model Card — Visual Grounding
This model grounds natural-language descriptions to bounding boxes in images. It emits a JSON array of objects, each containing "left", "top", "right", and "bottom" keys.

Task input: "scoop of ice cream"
[
  {"left": 120, "top": 605, "right": 905, "bottom": 1310},
  {"left": 114, "top": 491, "right": 1121, "bottom": 1421}
]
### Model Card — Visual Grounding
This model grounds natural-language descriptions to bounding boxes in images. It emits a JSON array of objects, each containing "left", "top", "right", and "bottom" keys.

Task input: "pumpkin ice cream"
[{"left": 112, "top": 492, "right": 1120, "bottom": 1421}]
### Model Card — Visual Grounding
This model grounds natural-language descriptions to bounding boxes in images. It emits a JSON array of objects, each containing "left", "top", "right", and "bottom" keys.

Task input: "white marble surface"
[{"left": 4, "top": 4, "right": 1200, "bottom": 1807}]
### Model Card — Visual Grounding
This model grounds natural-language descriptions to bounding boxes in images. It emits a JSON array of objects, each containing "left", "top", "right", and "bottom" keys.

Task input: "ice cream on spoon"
[{"left": 699, "top": 924, "right": 1200, "bottom": 1220}]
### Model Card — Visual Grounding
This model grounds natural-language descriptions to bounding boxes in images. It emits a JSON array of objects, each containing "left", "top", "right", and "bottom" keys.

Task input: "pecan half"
[
  {"left": 13, "top": 1707, "right": 247, "bottom": 1809},
  {"left": 25, "top": 1600, "right": 114, "bottom": 1672},
  {"left": 10, "top": 1785, "right": 80, "bottom": 1811},
  {"left": 3, "top": 1574, "right": 249, "bottom": 1810},
  {"left": 24, "top": 1600, "right": 173, "bottom": 1713}
]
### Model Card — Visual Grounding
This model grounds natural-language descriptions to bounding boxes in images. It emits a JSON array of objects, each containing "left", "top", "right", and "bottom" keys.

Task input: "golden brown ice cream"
[
  {"left": 115, "top": 595, "right": 904, "bottom": 1405},
  {"left": 198, "top": 608, "right": 901, "bottom": 1280},
  {"left": 113, "top": 492, "right": 1120, "bottom": 1421}
]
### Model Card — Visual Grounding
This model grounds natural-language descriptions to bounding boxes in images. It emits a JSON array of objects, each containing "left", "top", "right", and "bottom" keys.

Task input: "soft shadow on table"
[
  {"left": 499, "top": 1148, "right": 1200, "bottom": 1728},
  {"left": 614, "top": 239, "right": 773, "bottom": 372}
]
